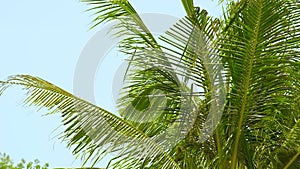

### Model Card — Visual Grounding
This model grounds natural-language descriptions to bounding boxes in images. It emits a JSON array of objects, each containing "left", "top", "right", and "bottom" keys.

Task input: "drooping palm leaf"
[{"left": 0, "top": 75, "right": 180, "bottom": 169}]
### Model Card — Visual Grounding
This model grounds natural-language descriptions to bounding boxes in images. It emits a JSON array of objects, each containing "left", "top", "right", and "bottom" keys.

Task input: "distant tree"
[{"left": 0, "top": 152, "right": 49, "bottom": 169}]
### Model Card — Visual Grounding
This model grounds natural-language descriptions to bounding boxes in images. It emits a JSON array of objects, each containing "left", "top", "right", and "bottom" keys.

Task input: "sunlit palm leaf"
[{"left": 0, "top": 75, "right": 180, "bottom": 169}]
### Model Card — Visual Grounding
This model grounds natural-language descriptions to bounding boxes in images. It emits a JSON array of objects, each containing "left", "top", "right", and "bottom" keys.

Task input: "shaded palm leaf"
[{"left": 218, "top": 0, "right": 300, "bottom": 168}]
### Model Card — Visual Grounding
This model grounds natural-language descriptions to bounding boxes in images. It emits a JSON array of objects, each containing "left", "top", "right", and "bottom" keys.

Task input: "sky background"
[{"left": 0, "top": 0, "right": 222, "bottom": 168}]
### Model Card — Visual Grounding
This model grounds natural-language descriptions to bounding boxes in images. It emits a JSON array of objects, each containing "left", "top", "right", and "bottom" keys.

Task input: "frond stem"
[{"left": 230, "top": 1, "right": 263, "bottom": 168}]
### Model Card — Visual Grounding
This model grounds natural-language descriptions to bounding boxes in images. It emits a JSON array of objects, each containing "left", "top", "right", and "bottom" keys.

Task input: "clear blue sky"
[{"left": 0, "top": 0, "right": 222, "bottom": 168}]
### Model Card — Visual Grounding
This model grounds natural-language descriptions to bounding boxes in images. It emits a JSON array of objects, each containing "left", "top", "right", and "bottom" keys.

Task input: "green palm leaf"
[
  {"left": 218, "top": 0, "right": 300, "bottom": 168},
  {"left": 0, "top": 75, "right": 180, "bottom": 169}
]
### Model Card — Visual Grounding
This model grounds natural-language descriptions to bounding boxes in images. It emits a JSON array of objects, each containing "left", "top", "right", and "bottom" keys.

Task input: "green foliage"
[
  {"left": 0, "top": 152, "right": 49, "bottom": 169},
  {"left": 1, "top": 0, "right": 300, "bottom": 168}
]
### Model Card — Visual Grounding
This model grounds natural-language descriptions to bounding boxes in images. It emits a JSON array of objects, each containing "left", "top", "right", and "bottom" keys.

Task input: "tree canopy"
[{"left": 1, "top": 0, "right": 300, "bottom": 168}]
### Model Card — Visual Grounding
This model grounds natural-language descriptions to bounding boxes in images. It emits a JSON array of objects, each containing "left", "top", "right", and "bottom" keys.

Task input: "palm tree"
[{"left": 1, "top": 0, "right": 300, "bottom": 168}]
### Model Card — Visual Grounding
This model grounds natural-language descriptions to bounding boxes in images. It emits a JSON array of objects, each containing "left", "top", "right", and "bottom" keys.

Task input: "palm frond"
[
  {"left": 181, "top": 0, "right": 197, "bottom": 20},
  {"left": 82, "top": 0, "right": 158, "bottom": 50},
  {"left": 218, "top": 0, "right": 300, "bottom": 168},
  {"left": 275, "top": 118, "right": 300, "bottom": 169},
  {"left": 82, "top": 0, "right": 178, "bottom": 83},
  {"left": 113, "top": 6, "right": 228, "bottom": 168},
  {"left": 0, "top": 75, "right": 180, "bottom": 169}
]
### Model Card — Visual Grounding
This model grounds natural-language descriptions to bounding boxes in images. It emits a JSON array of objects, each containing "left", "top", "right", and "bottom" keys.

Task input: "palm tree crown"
[{"left": 1, "top": 0, "right": 300, "bottom": 168}]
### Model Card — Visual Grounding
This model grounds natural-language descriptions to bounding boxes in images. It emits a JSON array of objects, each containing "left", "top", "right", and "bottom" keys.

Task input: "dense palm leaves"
[
  {"left": 1, "top": 0, "right": 300, "bottom": 168},
  {"left": 218, "top": 1, "right": 300, "bottom": 168}
]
